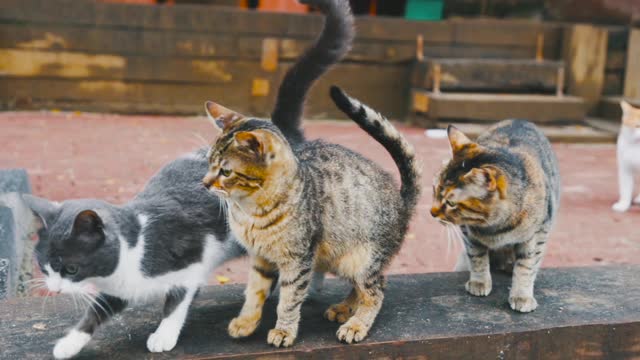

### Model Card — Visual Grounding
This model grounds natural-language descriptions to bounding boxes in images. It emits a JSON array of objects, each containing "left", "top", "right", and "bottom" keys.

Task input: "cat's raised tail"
[
  {"left": 271, "top": 0, "right": 354, "bottom": 145},
  {"left": 329, "top": 85, "right": 422, "bottom": 214}
]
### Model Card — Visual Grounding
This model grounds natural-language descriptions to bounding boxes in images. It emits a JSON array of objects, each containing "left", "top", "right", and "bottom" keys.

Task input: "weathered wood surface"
[
  {"left": 0, "top": 0, "right": 570, "bottom": 117},
  {"left": 0, "top": 62, "right": 410, "bottom": 118},
  {"left": 411, "top": 91, "right": 586, "bottom": 123},
  {"left": 0, "top": 266, "right": 638, "bottom": 359},
  {"left": 443, "top": 120, "right": 617, "bottom": 143},
  {"left": 563, "top": 24, "right": 608, "bottom": 107},
  {"left": 412, "top": 59, "right": 562, "bottom": 93},
  {"left": 0, "top": 0, "right": 562, "bottom": 51},
  {"left": 624, "top": 28, "right": 640, "bottom": 100}
]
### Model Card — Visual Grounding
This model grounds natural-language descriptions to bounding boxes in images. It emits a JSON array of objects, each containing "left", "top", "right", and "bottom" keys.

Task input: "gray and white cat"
[
  {"left": 23, "top": 150, "right": 244, "bottom": 359},
  {"left": 612, "top": 100, "right": 640, "bottom": 213}
]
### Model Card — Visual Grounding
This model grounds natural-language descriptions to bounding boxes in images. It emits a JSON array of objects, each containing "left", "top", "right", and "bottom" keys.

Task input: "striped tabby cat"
[
  {"left": 201, "top": 86, "right": 421, "bottom": 347},
  {"left": 431, "top": 120, "right": 560, "bottom": 312}
]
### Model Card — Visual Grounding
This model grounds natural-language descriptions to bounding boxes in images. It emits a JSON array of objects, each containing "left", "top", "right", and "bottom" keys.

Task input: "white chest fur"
[{"left": 91, "top": 214, "right": 225, "bottom": 302}]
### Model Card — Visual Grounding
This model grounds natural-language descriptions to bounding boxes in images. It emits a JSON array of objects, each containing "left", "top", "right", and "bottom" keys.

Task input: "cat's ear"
[
  {"left": 447, "top": 125, "right": 473, "bottom": 154},
  {"left": 71, "top": 210, "right": 105, "bottom": 251},
  {"left": 234, "top": 131, "right": 265, "bottom": 157},
  {"left": 204, "top": 101, "right": 244, "bottom": 130},
  {"left": 21, "top": 194, "right": 60, "bottom": 229},
  {"left": 464, "top": 167, "right": 507, "bottom": 199}
]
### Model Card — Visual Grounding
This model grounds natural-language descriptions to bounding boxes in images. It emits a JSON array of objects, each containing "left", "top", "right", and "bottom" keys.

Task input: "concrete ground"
[{"left": 1, "top": 111, "right": 638, "bottom": 285}]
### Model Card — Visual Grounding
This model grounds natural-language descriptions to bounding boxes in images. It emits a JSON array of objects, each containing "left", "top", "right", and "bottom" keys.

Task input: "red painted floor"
[{"left": 1, "top": 111, "right": 638, "bottom": 285}]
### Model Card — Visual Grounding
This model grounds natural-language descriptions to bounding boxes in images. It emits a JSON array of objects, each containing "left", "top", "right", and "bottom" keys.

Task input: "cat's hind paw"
[
  {"left": 228, "top": 313, "right": 260, "bottom": 338},
  {"left": 146, "top": 328, "right": 179, "bottom": 353},
  {"left": 324, "top": 303, "right": 354, "bottom": 323},
  {"left": 509, "top": 295, "right": 538, "bottom": 313},
  {"left": 267, "top": 327, "right": 296, "bottom": 348},
  {"left": 613, "top": 201, "right": 631, "bottom": 213},
  {"left": 465, "top": 280, "right": 492, "bottom": 296},
  {"left": 53, "top": 329, "right": 91, "bottom": 359},
  {"left": 337, "top": 317, "right": 369, "bottom": 344}
]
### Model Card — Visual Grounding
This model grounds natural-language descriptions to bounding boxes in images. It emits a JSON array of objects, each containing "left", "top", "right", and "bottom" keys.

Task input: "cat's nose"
[
  {"left": 430, "top": 206, "right": 441, "bottom": 218},
  {"left": 202, "top": 174, "right": 215, "bottom": 189}
]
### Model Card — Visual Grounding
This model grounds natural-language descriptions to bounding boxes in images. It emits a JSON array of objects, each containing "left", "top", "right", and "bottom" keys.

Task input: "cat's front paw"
[
  {"left": 612, "top": 201, "right": 631, "bottom": 213},
  {"left": 53, "top": 330, "right": 91, "bottom": 359},
  {"left": 146, "top": 328, "right": 179, "bottom": 353},
  {"left": 267, "top": 327, "right": 296, "bottom": 348},
  {"left": 465, "top": 280, "right": 492, "bottom": 296},
  {"left": 336, "top": 317, "right": 368, "bottom": 344},
  {"left": 509, "top": 295, "right": 538, "bottom": 313},
  {"left": 324, "top": 303, "right": 354, "bottom": 323},
  {"left": 228, "top": 313, "right": 260, "bottom": 338}
]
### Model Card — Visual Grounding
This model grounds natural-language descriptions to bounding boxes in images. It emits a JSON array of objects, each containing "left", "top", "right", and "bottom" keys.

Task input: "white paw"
[
  {"left": 509, "top": 295, "right": 538, "bottom": 313},
  {"left": 53, "top": 330, "right": 91, "bottom": 359},
  {"left": 612, "top": 201, "right": 631, "bottom": 213},
  {"left": 147, "top": 327, "right": 180, "bottom": 353}
]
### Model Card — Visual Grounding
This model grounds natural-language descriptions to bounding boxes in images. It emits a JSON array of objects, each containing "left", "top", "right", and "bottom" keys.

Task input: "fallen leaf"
[
  {"left": 216, "top": 275, "right": 230, "bottom": 285},
  {"left": 32, "top": 323, "right": 47, "bottom": 330},
  {"left": 406, "top": 233, "right": 416, "bottom": 240}
]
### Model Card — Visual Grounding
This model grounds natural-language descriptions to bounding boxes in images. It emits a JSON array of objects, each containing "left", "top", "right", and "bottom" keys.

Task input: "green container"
[{"left": 405, "top": 0, "right": 444, "bottom": 21}]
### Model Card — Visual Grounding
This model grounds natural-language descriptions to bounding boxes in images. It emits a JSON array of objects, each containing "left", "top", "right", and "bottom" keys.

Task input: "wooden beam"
[
  {"left": 412, "top": 91, "right": 586, "bottom": 123},
  {"left": 0, "top": 62, "right": 410, "bottom": 118},
  {"left": 1, "top": 266, "right": 639, "bottom": 359},
  {"left": 563, "top": 24, "right": 608, "bottom": 108},
  {"left": 624, "top": 28, "right": 640, "bottom": 100},
  {"left": 411, "top": 59, "right": 562, "bottom": 93}
]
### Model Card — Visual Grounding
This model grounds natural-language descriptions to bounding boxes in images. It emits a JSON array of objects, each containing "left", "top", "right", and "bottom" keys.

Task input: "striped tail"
[{"left": 329, "top": 86, "right": 422, "bottom": 213}]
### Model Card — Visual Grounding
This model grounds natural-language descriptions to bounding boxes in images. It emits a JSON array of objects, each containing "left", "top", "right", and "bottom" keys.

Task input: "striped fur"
[
  {"left": 431, "top": 120, "right": 560, "bottom": 313},
  {"left": 202, "top": 88, "right": 420, "bottom": 346},
  {"left": 329, "top": 86, "right": 421, "bottom": 217}
]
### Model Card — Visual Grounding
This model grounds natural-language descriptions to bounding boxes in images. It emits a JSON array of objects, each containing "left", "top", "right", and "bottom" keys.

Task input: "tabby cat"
[
  {"left": 201, "top": 84, "right": 421, "bottom": 347},
  {"left": 431, "top": 120, "right": 560, "bottom": 312},
  {"left": 612, "top": 100, "right": 640, "bottom": 212}
]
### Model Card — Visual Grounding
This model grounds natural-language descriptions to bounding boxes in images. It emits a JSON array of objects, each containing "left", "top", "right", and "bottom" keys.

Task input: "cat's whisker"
[
  {"left": 40, "top": 290, "right": 51, "bottom": 315},
  {"left": 189, "top": 132, "right": 210, "bottom": 148}
]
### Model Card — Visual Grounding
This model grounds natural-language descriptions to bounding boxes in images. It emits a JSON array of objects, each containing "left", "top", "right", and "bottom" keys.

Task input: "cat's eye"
[
  {"left": 445, "top": 200, "right": 457, "bottom": 208},
  {"left": 219, "top": 168, "right": 232, "bottom": 177},
  {"left": 64, "top": 264, "right": 78, "bottom": 275}
]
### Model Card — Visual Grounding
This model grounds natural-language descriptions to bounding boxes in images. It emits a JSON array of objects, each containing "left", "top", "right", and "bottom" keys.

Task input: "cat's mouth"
[{"left": 208, "top": 188, "right": 229, "bottom": 198}]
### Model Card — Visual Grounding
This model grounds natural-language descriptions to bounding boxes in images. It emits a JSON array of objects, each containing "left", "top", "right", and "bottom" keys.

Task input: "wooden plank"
[
  {"left": 413, "top": 91, "right": 586, "bottom": 123},
  {"left": 0, "top": 49, "right": 271, "bottom": 84},
  {"left": 0, "top": 266, "right": 639, "bottom": 359},
  {"left": 0, "top": 23, "right": 540, "bottom": 64},
  {"left": 624, "top": 28, "right": 640, "bottom": 99},
  {"left": 0, "top": 62, "right": 409, "bottom": 118},
  {"left": 563, "top": 24, "right": 608, "bottom": 107},
  {"left": 452, "top": 19, "right": 563, "bottom": 55},
  {"left": 411, "top": 59, "right": 561, "bottom": 92},
  {"left": 0, "top": 0, "right": 562, "bottom": 51},
  {"left": 442, "top": 121, "right": 617, "bottom": 143}
]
